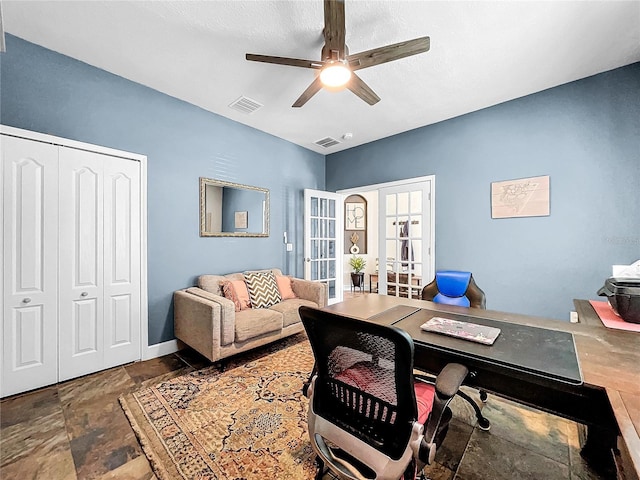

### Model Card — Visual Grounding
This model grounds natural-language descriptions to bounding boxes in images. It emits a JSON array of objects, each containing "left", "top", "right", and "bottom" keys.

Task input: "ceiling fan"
[{"left": 246, "top": 0, "right": 430, "bottom": 108}]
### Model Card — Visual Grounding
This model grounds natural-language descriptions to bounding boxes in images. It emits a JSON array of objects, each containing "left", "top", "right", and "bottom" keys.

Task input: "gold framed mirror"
[{"left": 199, "top": 177, "right": 269, "bottom": 237}]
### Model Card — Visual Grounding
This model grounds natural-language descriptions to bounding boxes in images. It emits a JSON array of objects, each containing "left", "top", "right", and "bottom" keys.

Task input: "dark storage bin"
[{"left": 598, "top": 277, "right": 640, "bottom": 324}]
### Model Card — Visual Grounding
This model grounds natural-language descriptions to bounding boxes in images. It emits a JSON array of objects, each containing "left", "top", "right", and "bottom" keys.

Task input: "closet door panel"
[
  {"left": 58, "top": 147, "right": 104, "bottom": 381},
  {"left": 1, "top": 137, "right": 59, "bottom": 397},
  {"left": 103, "top": 157, "right": 141, "bottom": 368}
]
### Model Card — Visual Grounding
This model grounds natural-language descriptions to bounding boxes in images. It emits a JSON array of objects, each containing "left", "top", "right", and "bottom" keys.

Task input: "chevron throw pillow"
[{"left": 243, "top": 271, "right": 282, "bottom": 308}]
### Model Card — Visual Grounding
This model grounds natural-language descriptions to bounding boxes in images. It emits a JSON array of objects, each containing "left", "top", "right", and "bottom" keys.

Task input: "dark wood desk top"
[{"left": 326, "top": 296, "right": 640, "bottom": 478}]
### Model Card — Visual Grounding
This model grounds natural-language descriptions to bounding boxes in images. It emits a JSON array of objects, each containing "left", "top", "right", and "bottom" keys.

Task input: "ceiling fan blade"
[
  {"left": 323, "top": 0, "right": 346, "bottom": 58},
  {"left": 347, "top": 36, "right": 430, "bottom": 71},
  {"left": 292, "top": 76, "right": 324, "bottom": 108},
  {"left": 347, "top": 73, "right": 381, "bottom": 106},
  {"left": 246, "top": 53, "right": 323, "bottom": 69}
]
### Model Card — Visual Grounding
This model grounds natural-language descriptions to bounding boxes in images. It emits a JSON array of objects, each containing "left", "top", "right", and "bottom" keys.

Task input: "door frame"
[{"left": 337, "top": 175, "right": 436, "bottom": 293}]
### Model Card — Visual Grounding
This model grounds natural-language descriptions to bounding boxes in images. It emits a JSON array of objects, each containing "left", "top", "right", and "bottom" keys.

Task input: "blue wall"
[
  {"left": 0, "top": 35, "right": 325, "bottom": 344},
  {"left": 2, "top": 34, "right": 638, "bottom": 336},
  {"left": 327, "top": 63, "right": 640, "bottom": 320}
]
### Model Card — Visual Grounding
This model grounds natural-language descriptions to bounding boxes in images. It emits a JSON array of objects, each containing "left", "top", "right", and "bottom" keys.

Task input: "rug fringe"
[{"left": 119, "top": 393, "right": 177, "bottom": 480}]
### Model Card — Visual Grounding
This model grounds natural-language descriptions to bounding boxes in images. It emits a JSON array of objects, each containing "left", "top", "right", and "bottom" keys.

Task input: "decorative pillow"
[
  {"left": 276, "top": 275, "right": 297, "bottom": 300},
  {"left": 220, "top": 280, "right": 241, "bottom": 311},
  {"left": 220, "top": 280, "right": 252, "bottom": 312},
  {"left": 243, "top": 271, "right": 282, "bottom": 308}
]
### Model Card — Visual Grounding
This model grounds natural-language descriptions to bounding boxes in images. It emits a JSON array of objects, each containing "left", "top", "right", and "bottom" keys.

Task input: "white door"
[
  {"left": 103, "top": 157, "right": 141, "bottom": 368},
  {"left": 304, "top": 189, "right": 343, "bottom": 305},
  {"left": 1, "top": 137, "right": 59, "bottom": 397},
  {"left": 58, "top": 147, "right": 105, "bottom": 380},
  {"left": 378, "top": 180, "right": 434, "bottom": 299}
]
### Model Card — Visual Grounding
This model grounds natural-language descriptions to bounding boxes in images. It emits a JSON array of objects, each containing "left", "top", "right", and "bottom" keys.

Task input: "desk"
[{"left": 325, "top": 295, "right": 640, "bottom": 480}]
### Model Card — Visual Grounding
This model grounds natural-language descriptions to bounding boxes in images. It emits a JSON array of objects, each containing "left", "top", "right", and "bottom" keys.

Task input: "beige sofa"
[{"left": 174, "top": 268, "right": 327, "bottom": 362}]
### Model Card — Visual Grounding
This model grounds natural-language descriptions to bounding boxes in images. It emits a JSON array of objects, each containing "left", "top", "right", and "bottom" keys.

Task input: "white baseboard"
[{"left": 143, "top": 339, "right": 180, "bottom": 360}]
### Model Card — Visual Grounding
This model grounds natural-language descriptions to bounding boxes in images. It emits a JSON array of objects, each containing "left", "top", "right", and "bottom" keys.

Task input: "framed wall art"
[{"left": 491, "top": 175, "right": 550, "bottom": 219}]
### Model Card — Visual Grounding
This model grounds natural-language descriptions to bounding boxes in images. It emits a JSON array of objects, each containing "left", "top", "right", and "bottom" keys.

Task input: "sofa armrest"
[
  {"left": 183, "top": 287, "right": 235, "bottom": 346},
  {"left": 291, "top": 278, "right": 328, "bottom": 308},
  {"left": 174, "top": 289, "right": 221, "bottom": 362},
  {"left": 174, "top": 287, "right": 236, "bottom": 362}
]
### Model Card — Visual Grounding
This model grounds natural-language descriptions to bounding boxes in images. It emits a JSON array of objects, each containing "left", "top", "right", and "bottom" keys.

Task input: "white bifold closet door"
[
  {"left": 2, "top": 137, "right": 60, "bottom": 395},
  {"left": 58, "top": 147, "right": 141, "bottom": 381},
  {"left": 2, "top": 132, "right": 142, "bottom": 396}
]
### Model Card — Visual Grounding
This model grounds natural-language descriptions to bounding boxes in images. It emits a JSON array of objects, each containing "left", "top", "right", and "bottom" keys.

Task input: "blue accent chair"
[{"left": 421, "top": 270, "right": 486, "bottom": 309}]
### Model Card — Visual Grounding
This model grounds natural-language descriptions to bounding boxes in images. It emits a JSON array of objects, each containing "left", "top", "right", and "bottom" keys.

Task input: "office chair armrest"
[
  {"left": 434, "top": 363, "right": 469, "bottom": 400},
  {"left": 417, "top": 363, "right": 469, "bottom": 465}
]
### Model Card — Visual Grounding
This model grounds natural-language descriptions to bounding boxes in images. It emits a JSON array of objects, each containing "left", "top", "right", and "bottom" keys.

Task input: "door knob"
[
  {"left": 81, "top": 292, "right": 88, "bottom": 297},
  {"left": 22, "top": 298, "right": 32, "bottom": 304},
  {"left": 305, "top": 258, "right": 311, "bottom": 262}
]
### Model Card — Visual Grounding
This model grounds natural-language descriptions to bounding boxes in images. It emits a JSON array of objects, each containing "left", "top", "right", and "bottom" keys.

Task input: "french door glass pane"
[
  {"left": 410, "top": 190, "right": 422, "bottom": 213},
  {"left": 386, "top": 194, "right": 396, "bottom": 214},
  {"left": 410, "top": 216, "right": 422, "bottom": 238},
  {"left": 320, "top": 198, "right": 327, "bottom": 217},
  {"left": 412, "top": 239, "right": 423, "bottom": 262},
  {"left": 397, "top": 192, "right": 409, "bottom": 215},
  {"left": 398, "top": 216, "right": 409, "bottom": 237},
  {"left": 385, "top": 217, "right": 396, "bottom": 238}
]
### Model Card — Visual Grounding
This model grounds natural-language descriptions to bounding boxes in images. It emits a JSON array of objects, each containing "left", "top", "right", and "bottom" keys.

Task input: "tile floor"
[{"left": 1, "top": 303, "right": 615, "bottom": 479}]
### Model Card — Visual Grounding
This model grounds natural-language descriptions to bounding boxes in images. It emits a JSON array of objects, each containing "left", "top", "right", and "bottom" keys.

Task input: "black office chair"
[
  {"left": 300, "top": 306, "right": 470, "bottom": 480},
  {"left": 421, "top": 270, "right": 491, "bottom": 429}
]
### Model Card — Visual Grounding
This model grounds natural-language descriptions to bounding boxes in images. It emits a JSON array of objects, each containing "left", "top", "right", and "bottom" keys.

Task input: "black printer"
[{"left": 598, "top": 277, "right": 640, "bottom": 324}]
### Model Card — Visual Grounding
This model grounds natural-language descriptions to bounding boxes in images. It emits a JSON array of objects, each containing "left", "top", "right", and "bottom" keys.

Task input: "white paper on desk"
[{"left": 612, "top": 260, "right": 640, "bottom": 278}]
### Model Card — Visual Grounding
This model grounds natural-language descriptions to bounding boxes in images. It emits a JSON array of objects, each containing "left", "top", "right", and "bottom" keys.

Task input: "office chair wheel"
[
  {"left": 479, "top": 390, "right": 488, "bottom": 403},
  {"left": 477, "top": 416, "right": 491, "bottom": 431},
  {"left": 457, "top": 389, "right": 490, "bottom": 431}
]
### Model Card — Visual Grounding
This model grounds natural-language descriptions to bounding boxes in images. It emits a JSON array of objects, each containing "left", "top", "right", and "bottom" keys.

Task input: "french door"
[
  {"left": 378, "top": 180, "right": 434, "bottom": 299},
  {"left": 303, "top": 189, "right": 344, "bottom": 305}
]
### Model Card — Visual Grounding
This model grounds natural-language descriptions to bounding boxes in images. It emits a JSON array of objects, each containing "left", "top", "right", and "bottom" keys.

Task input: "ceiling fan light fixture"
[{"left": 320, "top": 62, "right": 351, "bottom": 88}]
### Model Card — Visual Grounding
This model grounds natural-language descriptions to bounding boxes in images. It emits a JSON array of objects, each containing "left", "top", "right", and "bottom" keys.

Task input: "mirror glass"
[{"left": 200, "top": 178, "right": 269, "bottom": 237}]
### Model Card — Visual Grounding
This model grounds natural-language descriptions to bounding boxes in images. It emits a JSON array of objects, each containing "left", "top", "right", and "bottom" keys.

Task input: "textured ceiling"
[{"left": 3, "top": 1, "right": 640, "bottom": 154}]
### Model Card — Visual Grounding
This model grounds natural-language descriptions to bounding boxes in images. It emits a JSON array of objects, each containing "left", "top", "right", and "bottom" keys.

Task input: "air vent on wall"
[
  {"left": 229, "top": 96, "right": 263, "bottom": 114},
  {"left": 314, "top": 137, "right": 341, "bottom": 148}
]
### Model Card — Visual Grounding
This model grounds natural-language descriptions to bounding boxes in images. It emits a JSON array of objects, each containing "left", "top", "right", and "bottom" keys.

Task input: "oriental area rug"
[{"left": 119, "top": 334, "right": 318, "bottom": 480}]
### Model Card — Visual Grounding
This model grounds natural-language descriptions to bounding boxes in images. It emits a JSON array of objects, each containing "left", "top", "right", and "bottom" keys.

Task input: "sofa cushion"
[
  {"left": 244, "top": 271, "right": 282, "bottom": 308},
  {"left": 234, "top": 308, "right": 283, "bottom": 343},
  {"left": 269, "top": 298, "right": 318, "bottom": 327},
  {"left": 199, "top": 275, "right": 228, "bottom": 296},
  {"left": 276, "top": 275, "right": 297, "bottom": 300}
]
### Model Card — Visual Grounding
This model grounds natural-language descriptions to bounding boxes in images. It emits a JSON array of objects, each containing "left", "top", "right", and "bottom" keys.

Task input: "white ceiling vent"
[
  {"left": 229, "top": 96, "right": 263, "bottom": 114},
  {"left": 314, "top": 137, "right": 341, "bottom": 148}
]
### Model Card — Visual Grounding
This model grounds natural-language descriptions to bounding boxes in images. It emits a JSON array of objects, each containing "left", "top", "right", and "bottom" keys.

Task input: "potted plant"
[{"left": 349, "top": 255, "right": 367, "bottom": 288}]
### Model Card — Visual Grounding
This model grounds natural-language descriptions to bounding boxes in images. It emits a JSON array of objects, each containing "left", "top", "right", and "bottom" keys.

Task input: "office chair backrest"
[
  {"left": 422, "top": 270, "right": 486, "bottom": 309},
  {"left": 300, "top": 306, "right": 419, "bottom": 462}
]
